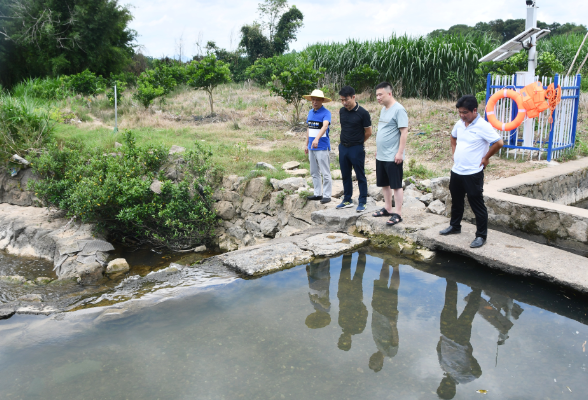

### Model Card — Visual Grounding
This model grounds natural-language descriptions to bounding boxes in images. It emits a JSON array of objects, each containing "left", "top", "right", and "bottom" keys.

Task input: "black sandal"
[
  {"left": 372, "top": 208, "right": 392, "bottom": 217},
  {"left": 386, "top": 213, "right": 403, "bottom": 226}
]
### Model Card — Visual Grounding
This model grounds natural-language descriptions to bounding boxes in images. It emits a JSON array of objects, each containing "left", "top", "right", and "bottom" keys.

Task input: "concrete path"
[{"left": 417, "top": 222, "right": 588, "bottom": 294}]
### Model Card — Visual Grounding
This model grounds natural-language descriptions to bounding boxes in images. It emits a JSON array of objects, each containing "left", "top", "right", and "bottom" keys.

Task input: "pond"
[{"left": 1, "top": 248, "right": 587, "bottom": 399}]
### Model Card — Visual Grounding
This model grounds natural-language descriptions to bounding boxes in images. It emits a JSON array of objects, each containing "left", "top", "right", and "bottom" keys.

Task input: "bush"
[
  {"left": 30, "top": 132, "right": 219, "bottom": 250},
  {"left": 134, "top": 76, "right": 165, "bottom": 108},
  {"left": 246, "top": 55, "right": 291, "bottom": 86},
  {"left": 0, "top": 93, "right": 54, "bottom": 161},
  {"left": 345, "top": 64, "right": 379, "bottom": 95},
  {"left": 63, "top": 69, "right": 107, "bottom": 96}
]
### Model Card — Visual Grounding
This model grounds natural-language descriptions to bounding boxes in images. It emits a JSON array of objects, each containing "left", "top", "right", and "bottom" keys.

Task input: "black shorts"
[{"left": 376, "top": 160, "right": 403, "bottom": 189}]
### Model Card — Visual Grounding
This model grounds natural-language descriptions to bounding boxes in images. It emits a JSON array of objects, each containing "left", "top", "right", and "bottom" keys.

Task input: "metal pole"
[
  {"left": 526, "top": 3, "right": 537, "bottom": 75},
  {"left": 114, "top": 84, "right": 118, "bottom": 133},
  {"left": 546, "top": 73, "right": 558, "bottom": 162}
]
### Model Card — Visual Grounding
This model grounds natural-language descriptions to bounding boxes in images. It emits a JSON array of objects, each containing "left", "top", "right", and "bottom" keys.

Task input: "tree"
[
  {"left": 345, "top": 64, "right": 379, "bottom": 98},
  {"left": 239, "top": 0, "right": 303, "bottom": 61},
  {"left": 186, "top": 54, "right": 232, "bottom": 115},
  {"left": 269, "top": 58, "right": 324, "bottom": 124},
  {"left": 0, "top": 0, "right": 136, "bottom": 88}
]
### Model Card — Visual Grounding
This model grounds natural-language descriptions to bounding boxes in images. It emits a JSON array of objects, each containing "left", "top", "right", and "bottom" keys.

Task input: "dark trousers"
[
  {"left": 449, "top": 171, "right": 488, "bottom": 239},
  {"left": 339, "top": 143, "right": 368, "bottom": 204}
]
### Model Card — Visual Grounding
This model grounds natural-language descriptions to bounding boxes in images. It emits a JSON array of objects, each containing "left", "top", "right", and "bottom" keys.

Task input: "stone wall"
[
  {"left": 502, "top": 166, "right": 588, "bottom": 205},
  {"left": 213, "top": 175, "right": 332, "bottom": 251}
]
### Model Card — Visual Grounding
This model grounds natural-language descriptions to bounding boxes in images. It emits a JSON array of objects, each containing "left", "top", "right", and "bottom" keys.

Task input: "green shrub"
[
  {"left": 0, "top": 93, "right": 54, "bottom": 161},
  {"left": 246, "top": 55, "right": 291, "bottom": 86},
  {"left": 63, "top": 69, "right": 107, "bottom": 96},
  {"left": 134, "top": 80, "right": 165, "bottom": 108},
  {"left": 30, "top": 132, "right": 219, "bottom": 250},
  {"left": 106, "top": 80, "right": 127, "bottom": 106},
  {"left": 345, "top": 64, "right": 379, "bottom": 95}
]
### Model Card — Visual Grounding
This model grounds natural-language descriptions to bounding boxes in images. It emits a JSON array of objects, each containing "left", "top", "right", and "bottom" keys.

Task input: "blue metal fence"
[{"left": 484, "top": 73, "right": 582, "bottom": 161}]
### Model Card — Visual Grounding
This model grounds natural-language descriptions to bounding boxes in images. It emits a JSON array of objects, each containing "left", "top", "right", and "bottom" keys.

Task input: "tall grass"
[
  {"left": 537, "top": 33, "right": 588, "bottom": 77},
  {"left": 303, "top": 34, "right": 497, "bottom": 99},
  {"left": 0, "top": 93, "right": 54, "bottom": 161}
]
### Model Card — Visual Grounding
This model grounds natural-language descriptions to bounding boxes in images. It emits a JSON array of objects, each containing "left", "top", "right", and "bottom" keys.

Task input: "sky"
[{"left": 123, "top": 0, "right": 588, "bottom": 58}]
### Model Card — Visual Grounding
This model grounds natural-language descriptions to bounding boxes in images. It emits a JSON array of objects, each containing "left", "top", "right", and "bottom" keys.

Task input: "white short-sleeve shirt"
[{"left": 451, "top": 115, "right": 501, "bottom": 175}]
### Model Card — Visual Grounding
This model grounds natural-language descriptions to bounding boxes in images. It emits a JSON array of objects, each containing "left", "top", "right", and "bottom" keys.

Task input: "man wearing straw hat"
[{"left": 304, "top": 89, "right": 333, "bottom": 203}]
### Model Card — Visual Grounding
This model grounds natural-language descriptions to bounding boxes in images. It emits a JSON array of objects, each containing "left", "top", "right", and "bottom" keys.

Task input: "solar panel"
[{"left": 479, "top": 27, "right": 544, "bottom": 62}]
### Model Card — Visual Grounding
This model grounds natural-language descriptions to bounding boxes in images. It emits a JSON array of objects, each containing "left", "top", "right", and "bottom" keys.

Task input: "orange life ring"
[{"left": 485, "top": 89, "right": 526, "bottom": 131}]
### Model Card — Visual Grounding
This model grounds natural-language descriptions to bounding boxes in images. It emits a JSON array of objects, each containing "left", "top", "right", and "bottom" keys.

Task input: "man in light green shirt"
[{"left": 372, "top": 82, "right": 409, "bottom": 226}]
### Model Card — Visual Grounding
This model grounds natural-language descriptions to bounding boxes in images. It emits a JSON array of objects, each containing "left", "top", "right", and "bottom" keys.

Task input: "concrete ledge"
[
  {"left": 417, "top": 222, "right": 588, "bottom": 294},
  {"left": 356, "top": 208, "right": 448, "bottom": 242},
  {"left": 483, "top": 158, "right": 588, "bottom": 253}
]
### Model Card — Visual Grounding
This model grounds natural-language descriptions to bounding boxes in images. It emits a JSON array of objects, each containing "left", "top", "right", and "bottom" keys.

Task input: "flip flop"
[
  {"left": 386, "top": 213, "right": 403, "bottom": 226},
  {"left": 372, "top": 208, "right": 392, "bottom": 217}
]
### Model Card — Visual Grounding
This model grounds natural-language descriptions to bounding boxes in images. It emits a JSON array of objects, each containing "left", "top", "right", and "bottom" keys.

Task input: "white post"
[
  {"left": 114, "top": 84, "right": 118, "bottom": 133},
  {"left": 522, "top": 1, "right": 538, "bottom": 148}
]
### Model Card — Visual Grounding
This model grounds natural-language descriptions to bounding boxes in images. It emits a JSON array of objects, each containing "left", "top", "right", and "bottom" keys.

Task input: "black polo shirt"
[{"left": 339, "top": 102, "right": 371, "bottom": 146}]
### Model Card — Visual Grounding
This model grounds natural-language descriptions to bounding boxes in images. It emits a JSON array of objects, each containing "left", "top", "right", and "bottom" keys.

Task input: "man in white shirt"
[{"left": 439, "top": 95, "right": 503, "bottom": 248}]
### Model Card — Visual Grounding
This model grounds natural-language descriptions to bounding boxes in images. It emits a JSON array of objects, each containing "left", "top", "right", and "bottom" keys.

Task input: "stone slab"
[
  {"left": 356, "top": 207, "right": 448, "bottom": 242},
  {"left": 299, "top": 233, "right": 369, "bottom": 257},
  {"left": 217, "top": 241, "right": 314, "bottom": 276},
  {"left": 311, "top": 204, "right": 378, "bottom": 232},
  {"left": 417, "top": 222, "right": 588, "bottom": 294}
]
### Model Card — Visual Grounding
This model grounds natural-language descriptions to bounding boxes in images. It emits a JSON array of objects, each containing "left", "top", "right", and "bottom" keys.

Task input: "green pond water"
[{"left": 1, "top": 248, "right": 587, "bottom": 399}]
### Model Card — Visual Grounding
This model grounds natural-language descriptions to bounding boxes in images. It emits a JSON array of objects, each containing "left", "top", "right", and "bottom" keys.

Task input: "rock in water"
[{"left": 106, "top": 258, "right": 130, "bottom": 274}]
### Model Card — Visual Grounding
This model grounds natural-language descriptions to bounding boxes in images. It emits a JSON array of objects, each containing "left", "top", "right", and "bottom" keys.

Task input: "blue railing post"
[
  {"left": 484, "top": 73, "right": 492, "bottom": 121},
  {"left": 570, "top": 74, "right": 582, "bottom": 148},
  {"left": 546, "top": 73, "right": 559, "bottom": 162},
  {"left": 509, "top": 74, "right": 518, "bottom": 146}
]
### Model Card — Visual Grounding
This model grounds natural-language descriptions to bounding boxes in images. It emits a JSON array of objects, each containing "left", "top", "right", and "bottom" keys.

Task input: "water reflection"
[
  {"left": 337, "top": 253, "right": 368, "bottom": 351},
  {"left": 305, "top": 259, "right": 331, "bottom": 329},
  {"left": 436, "top": 280, "right": 482, "bottom": 399},
  {"left": 369, "top": 262, "right": 399, "bottom": 373}
]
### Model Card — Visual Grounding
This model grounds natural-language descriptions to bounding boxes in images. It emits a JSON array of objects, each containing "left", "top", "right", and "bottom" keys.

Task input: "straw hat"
[{"left": 302, "top": 89, "right": 332, "bottom": 103}]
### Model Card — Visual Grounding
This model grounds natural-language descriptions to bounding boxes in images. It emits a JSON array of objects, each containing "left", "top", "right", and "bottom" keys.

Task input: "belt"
[{"left": 341, "top": 142, "right": 362, "bottom": 148}]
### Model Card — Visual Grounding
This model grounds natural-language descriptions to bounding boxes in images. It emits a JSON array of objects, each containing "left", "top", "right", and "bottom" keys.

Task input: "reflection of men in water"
[
  {"left": 305, "top": 259, "right": 331, "bottom": 329},
  {"left": 436, "top": 280, "right": 482, "bottom": 399},
  {"left": 369, "top": 262, "right": 400, "bottom": 373},
  {"left": 337, "top": 253, "right": 368, "bottom": 351}
]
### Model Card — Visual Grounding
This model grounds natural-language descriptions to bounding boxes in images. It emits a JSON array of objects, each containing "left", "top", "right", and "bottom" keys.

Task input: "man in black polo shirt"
[{"left": 336, "top": 86, "right": 372, "bottom": 212}]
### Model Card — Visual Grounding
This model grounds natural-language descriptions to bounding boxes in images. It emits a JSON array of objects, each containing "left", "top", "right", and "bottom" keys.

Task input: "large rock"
[
  {"left": 271, "top": 177, "right": 307, "bottom": 192},
  {"left": 311, "top": 204, "right": 378, "bottom": 232},
  {"left": 282, "top": 161, "right": 300, "bottom": 170},
  {"left": 331, "top": 180, "right": 344, "bottom": 198},
  {"left": 368, "top": 184, "right": 384, "bottom": 201},
  {"left": 286, "top": 169, "right": 308, "bottom": 177},
  {"left": 260, "top": 217, "right": 279, "bottom": 237},
  {"left": 75, "top": 262, "right": 104, "bottom": 285},
  {"left": 0, "top": 169, "right": 39, "bottom": 206},
  {"left": 299, "top": 233, "right": 369, "bottom": 257},
  {"left": 215, "top": 201, "right": 235, "bottom": 220},
  {"left": 404, "top": 188, "right": 423, "bottom": 198},
  {"left": 150, "top": 179, "right": 162, "bottom": 194},
  {"left": 218, "top": 242, "right": 313, "bottom": 276},
  {"left": 419, "top": 193, "right": 433, "bottom": 205},
  {"left": 427, "top": 199, "right": 446, "bottom": 215},
  {"left": 430, "top": 177, "right": 450, "bottom": 200},
  {"left": 243, "top": 177, "right": 268, "bottom": 199},
  {"left": 106, "top": 258, "right": 130, "bottom": 274},
  {"left": 403, "top": 196, "right": 426, "bottom": 210},
  {"left": 356, "top": 207, "right": 448, "bottom": 242},
  {"left": 222, "top": 175, "right": 242, "bottom": 191},
  {"left": 275, "top": 226, "right": 301, "bottom": 238}
]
